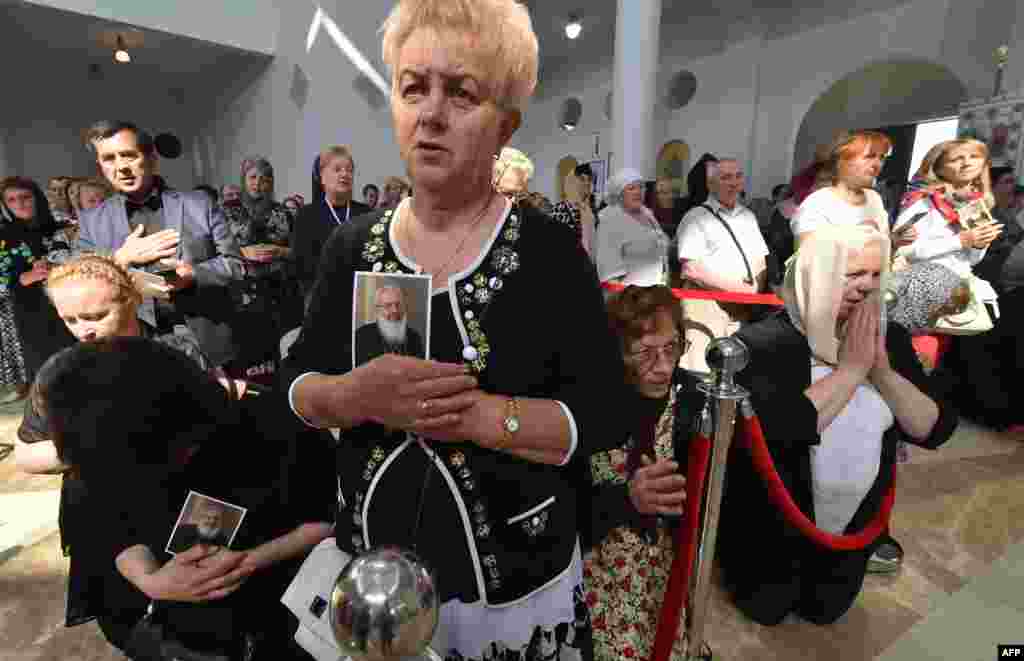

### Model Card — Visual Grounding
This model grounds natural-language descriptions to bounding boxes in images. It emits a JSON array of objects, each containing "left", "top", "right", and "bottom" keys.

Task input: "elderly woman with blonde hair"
[
  {"left": 282, "top": 1, "right": 626, "bottom": 658},
  {"left": 719, "top": 225, "right": 957, "bottom": 625},
  {"left": 595, "top": 169, "right": 668, "bottom": 286},
  {"left": 380, "top": 175, "right": 411, "bottom": 208},
  {"left": 495, "top": 147, "right": 592, "bottom": 253},
  {"left": 493, "top": 146, "right": 534, "bottom": 201}
]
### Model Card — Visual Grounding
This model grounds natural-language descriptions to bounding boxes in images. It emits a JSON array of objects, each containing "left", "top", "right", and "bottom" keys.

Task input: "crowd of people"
[{"left": 4, "top": 0, "right": 1024, "bottom": 660}]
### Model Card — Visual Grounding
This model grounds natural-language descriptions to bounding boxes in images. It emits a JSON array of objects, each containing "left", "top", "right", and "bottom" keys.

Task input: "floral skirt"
[
  {"left": 584, "top": 526, "right": 686, "bottom": 661},
  {"left": 0, "top": 296, "right": 27, "bottom": 388}
]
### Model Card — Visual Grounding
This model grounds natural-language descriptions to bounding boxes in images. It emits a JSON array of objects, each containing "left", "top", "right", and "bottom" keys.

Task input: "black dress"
[
  {"left": 88, "top": 394, "right": 336, "bottom": 657},
  {"left": 719, "top": 312, "right": 957, "bottom": 626},
  {"left": 17, "top": 327, "right": 212, "bottom": 628},
  {"left": 290, "top": 198, "right": 371, "bottom": 301},
  {"left": 281, "top": 200, "right": 628, "bottom": 660},
  {"left": 944, "top": 220, "right": 1024, "bottom": 428}
]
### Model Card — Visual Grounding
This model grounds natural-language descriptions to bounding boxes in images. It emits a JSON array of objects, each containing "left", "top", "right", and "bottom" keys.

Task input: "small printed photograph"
[
  {"left": 352, "top": 271, "right": 432, "bottom": 368},
  {"left": 166, "top": 491, "right": 247, "bottom": 555}
]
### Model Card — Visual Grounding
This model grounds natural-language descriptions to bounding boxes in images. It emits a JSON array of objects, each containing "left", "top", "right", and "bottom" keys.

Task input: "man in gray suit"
[{"left": 78, "top": 120, "right": 244, "bottom": 366}]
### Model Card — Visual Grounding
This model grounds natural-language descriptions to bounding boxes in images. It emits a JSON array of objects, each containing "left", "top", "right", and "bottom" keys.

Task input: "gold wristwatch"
[{"left": 501, "top": 397, "right": 521, "bottom": 447}]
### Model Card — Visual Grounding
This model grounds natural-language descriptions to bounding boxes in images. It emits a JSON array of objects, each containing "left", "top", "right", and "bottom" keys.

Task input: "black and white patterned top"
[
  {"left": 282, "top": 198, "right": 627, "bottom": 608},
  {"left": 550, "top": 201, "right": 583, "bottom": 244}
]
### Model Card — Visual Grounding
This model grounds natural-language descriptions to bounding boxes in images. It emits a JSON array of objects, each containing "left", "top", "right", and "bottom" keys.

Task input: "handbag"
[
  {"left": 123, "top": 602, "right": 250, "bottom": 661},
  {"left": 678, "top": 205, "right": 764, "bottom": 322},
  {"left": 931, "top": 275, "right": 997, "bottom": 336}
]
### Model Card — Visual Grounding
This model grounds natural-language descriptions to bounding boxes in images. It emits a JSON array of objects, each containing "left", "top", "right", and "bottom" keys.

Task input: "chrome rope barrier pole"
[{"left": 686, "top": 337, "right": 750, "bottom": 661}]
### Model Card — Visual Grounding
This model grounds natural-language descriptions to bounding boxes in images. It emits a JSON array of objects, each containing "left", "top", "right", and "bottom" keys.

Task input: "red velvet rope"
[
  {"left": 650, "top": 412, "right": 895, "bottom": 661},
  {"left": 736, "top": 411, "right": 895, "bottom": 551},
  {"left": 601, "top": 281, "right": 785, "bottom": 307},
  {"left": 652, "top": 431, "right": 712, "bottom": 661}
]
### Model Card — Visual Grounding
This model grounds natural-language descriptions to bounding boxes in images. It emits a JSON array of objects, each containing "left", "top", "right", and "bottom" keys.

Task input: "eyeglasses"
[
  {"left": 376, "top": 302, "right": 402, "bottom": 311},
  {"left": 626, "top": 337, "right": 690, "bottom": 367}
]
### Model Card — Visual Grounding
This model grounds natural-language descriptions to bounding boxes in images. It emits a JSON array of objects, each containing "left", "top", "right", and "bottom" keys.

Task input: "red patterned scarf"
[{"left": 900, "top": 180, "right": 983, "bottom": 228}]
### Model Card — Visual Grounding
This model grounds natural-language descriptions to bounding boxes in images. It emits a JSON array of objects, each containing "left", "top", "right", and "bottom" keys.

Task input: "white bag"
[
  {"left": 281, "top": 537, "right": 351, "bottom": 661},
  {"left": 931, "top": 275, "right": 997, "bottom": 336},
  {"left": 281, "top": 539, "right": 441, "bottom": 661}
]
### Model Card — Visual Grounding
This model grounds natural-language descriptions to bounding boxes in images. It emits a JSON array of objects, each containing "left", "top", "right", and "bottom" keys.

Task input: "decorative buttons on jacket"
[{"left": 522, "top": 511, "right": 549, "bottom": 537}]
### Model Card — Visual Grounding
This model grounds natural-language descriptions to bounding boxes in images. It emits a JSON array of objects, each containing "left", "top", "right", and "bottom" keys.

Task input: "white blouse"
[
  {"left": 595, "top": 205, "right": 668, "bottom": 286},
  {"left": 894, "top": 198, "right": 987, "bottom": 278},
  {"left": 809, "top": 365, "right": 894, "bottom": 535}
]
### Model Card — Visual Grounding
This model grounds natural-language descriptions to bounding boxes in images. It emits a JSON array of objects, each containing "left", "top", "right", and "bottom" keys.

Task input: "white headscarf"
[
  {"left": 781, "top": 224, "right": 889, "bottom": 366},
  {"left": 605, "top": 168, "right": 645, "bottom": 207}
]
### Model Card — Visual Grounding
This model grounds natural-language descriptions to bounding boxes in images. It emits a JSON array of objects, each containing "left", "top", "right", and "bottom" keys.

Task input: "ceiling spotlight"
[
  {"left": 565, "top": 15, "right": 582, "bottom": 40},
  {"left": 114, "top": 35, "right": 131, "bottom": 63}
]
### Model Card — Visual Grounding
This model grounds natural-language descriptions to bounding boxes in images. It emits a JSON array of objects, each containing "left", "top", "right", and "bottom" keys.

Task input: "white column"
[
  {"left": 1007, "top": 5, "right": 1024, "bottom": 96},
  {"left": 611, "top": 0, "right": 662, "bottom": 178}
]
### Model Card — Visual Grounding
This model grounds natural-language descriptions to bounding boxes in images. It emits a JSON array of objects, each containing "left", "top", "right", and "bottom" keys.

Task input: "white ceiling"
[
  {"left": 525, "top": 0, "right": 916, "bottom": 90},
  {"left": 0, "top": 0, "right": 267, "bottom": 90},
  {"left": 0, "top": 0, "right": 917, "bottom": 101}
]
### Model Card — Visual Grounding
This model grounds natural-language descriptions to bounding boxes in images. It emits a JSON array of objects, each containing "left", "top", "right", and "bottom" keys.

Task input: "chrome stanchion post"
[{"left": 686, "top": 337, "right": 750, "bottom": 660}]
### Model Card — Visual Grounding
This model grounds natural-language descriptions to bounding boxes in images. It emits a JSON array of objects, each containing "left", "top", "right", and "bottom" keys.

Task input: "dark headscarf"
[
  {"left": 0, "top": 177, "right": 60, "bottom": 236},
  {"left": 239, "top": 157, "right": 276, "bottom": 224},
  {"left": 681, "top": 153, "right": 717, "bottom": 214},
  {"left": 311, "top": 155, "right": 324, "bottom": 202}
]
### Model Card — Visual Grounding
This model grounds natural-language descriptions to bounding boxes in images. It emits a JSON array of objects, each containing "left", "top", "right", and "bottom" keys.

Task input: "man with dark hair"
[
  {"left": 77, "top": 120, "right": 243, "bottom": 366},
  {"left": 362, "top": 183, "right": 380, "bottom": 210}
]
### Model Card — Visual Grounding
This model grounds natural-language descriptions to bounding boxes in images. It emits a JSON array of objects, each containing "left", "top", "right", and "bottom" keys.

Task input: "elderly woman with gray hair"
[
  {"left": 721, "top": 224, "right": 956, "bottom": 625},
  {"left": 595, "top": 169, "right": 668, "bottom": 286}
]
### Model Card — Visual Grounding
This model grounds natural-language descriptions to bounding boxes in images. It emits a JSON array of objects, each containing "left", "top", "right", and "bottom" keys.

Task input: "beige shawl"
[{"left": 781, "top": 224, "right": 890, "bottom": 366}]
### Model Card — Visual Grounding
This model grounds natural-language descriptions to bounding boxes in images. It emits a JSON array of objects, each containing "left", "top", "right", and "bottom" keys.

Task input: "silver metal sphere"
[
  {"left": 330, "top": 547, "right": 439, "bottom": 661},
  {"left": 704, "top": 336, "right": 750, "bottom": 376},
  {"left": 698, "top": 336, "right": 750, "bottom": 400}
]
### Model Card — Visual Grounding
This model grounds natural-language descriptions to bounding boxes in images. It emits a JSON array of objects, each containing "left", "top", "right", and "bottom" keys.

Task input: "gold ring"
[{"left": 419, "top": 399, "right": 429, "bottom": 412}]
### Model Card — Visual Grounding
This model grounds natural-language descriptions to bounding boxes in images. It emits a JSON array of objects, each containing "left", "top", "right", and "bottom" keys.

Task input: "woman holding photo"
[{"left": 283, "top": 1, "right": 626, "bottom": 658}]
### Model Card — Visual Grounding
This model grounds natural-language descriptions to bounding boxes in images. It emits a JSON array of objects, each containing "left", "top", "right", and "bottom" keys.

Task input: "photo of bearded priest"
[{"left": 354, "top": 279, "right": 427, "bottom": 366}]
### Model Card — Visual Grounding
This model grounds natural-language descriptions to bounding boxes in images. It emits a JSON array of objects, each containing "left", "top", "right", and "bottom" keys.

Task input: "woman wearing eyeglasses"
[{"left": 583, "top": 285, "right": 706, "bottom": 661}]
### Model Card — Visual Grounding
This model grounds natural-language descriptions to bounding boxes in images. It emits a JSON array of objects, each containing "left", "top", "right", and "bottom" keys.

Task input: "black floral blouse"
[{"left": 222, "top": 202, "right": 293, "bottom": 277}]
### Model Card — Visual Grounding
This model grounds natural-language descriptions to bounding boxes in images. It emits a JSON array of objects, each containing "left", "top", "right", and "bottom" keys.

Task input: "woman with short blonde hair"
[
  {"left": 380, "top": 175, "right": 411, "bottom": 208},
  {"left": 292, "top": 146, "right": 372, "bottom": 301},
  {"left": 493, "top": 146, "right": 534, "bottom": 200},
  {"left": 285, "top": 1, "right": 623, "bottom": 658}
]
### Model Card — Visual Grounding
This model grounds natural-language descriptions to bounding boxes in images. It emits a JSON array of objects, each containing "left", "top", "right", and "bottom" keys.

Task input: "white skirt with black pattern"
[{"left": 437, "top": 542, "right": 592, "bottom": 661}]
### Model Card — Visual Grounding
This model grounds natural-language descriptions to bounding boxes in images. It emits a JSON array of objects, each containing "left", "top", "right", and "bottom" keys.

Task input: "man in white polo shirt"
[{"left": 676, "top": 158, "right": 769, "bottom": 373}]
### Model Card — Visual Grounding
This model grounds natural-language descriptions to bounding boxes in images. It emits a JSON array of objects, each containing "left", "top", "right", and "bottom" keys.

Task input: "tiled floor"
[{"left": 1, "top": 398, "right": 1022, "bottom": 660}]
